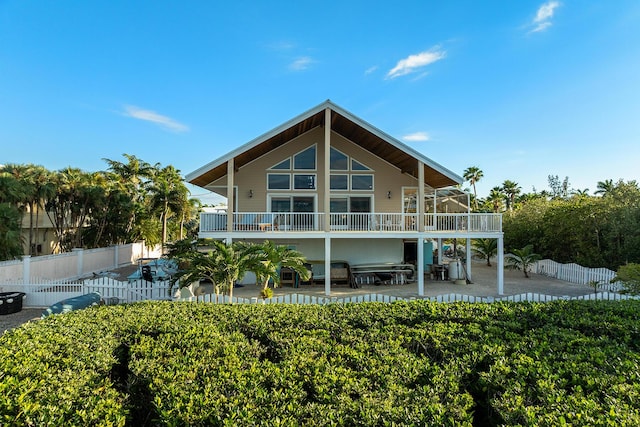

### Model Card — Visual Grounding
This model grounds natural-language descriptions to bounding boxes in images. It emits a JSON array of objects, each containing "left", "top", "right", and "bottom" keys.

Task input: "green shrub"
[{"left": 1, "top": 300, "right": 639, "bottom": 425}]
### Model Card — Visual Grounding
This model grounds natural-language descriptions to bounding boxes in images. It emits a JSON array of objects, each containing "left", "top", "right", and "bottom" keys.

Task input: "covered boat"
[{"left": 41, "top": 292, "right": 102, "bottom": 318}]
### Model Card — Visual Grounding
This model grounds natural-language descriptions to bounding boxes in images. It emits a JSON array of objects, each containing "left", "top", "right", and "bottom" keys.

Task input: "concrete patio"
[{"left": 228, "top": 261, "right": 594, "bottom": 300}]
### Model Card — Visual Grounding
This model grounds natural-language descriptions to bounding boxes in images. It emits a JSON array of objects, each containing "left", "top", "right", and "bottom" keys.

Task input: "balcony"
[{"left": 199, "top": 212, "right": 502, "bottom": 234}]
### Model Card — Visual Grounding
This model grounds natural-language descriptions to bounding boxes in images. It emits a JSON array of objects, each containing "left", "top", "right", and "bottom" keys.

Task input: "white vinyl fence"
[
  {"left": 533, "top": 259, "right": 622, "bottom": 291},
  {"left": 2, "top": 278, "right": 174, "bottom": 308},
  {"left": 0, "top": 242, "right": 161, "bottom": 284},
  {"left": 5, "top": 281, "right": 638, "bottom": 309},
  {"left": 178, "top": 291, "right": 639, "bottom": 305}
]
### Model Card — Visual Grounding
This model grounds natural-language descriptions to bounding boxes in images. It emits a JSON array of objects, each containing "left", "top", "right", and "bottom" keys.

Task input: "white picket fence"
[
  {"left": 2, "top": 278, "right": 174, "bottom": 308},
  {"left": 178, "top": 291, "right": 639, "bottom": 305},
  {"left": 533, "top": 259, "right": 623, "bottom": 291}
]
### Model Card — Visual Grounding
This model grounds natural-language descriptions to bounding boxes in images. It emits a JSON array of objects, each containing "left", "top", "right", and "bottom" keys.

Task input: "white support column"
[
  {"left": 226, "top": 158, "right": 234, "bottom": 233},
  {"left": 73, "top": 248, "right": 84, "bottom": 278},
  {"left": 323, "top": 108, "right": 331, "bottom": 232},
  {"left": 113, "top": 244, "right": 119, "bottom": 269},
  {"left": 324, "top": 237, "right": 331, "bottom": 296},
  {"left": 417, "top": 161, "right": 425, "bottom": 232},
  {"left": 497, "top": 236, "right": 504, "bottom": 295},
  {"left": 417, "top": 237, "right": 424, "bottom": 296},
  {"left": 437, "top": 238, "right": 443, "bottom": 264},
  {"left": 22, "top": 255, "right": 31, "bottom": 285},
  {"left": 465, "top": 237, "right": 472, "bottom": 282}
]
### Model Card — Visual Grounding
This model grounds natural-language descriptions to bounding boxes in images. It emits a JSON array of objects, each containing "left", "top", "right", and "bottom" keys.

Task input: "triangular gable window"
[
  {"left": 293, "top": 145, "right": 316, "bottom": 170},
  {"left": 351, "top": 159, "right": 371, "bottom": 171},
  {"left": 270, "top": 158, "right": 291, "bottom": 170},
  {"left": 330, "top": 147, "right": 348, "bottom": 170}
]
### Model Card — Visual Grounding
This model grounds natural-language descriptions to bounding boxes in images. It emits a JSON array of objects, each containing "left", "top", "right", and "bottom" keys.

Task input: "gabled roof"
[{"left": 186, "top": 100, "right": 462, "bottom": 188}]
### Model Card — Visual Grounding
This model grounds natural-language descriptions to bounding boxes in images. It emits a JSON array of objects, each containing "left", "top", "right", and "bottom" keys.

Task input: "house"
[
  {"left": 20, "top": 205, "right": 59, "bottom": 256},
  {"left": 186, "top": 100, "right": 504, "bottom": 295}
]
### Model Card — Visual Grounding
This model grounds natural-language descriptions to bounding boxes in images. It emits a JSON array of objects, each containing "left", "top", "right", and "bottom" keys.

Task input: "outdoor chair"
[{"left": 141, "top": 265, "right": 155, "bottom": 283}]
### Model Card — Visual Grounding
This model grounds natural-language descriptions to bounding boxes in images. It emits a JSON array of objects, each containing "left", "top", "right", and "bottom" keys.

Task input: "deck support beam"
[
  {"left": 417, "top": 161, "right": 425, "bottom": 232},
  {"left": 417, "top": 237, "right": 424, "bottom": 296},
  {"left": 323, "top": 108, "right": 331, "bottom": 232},
  {"left": 226, "top": 158, "right": 234, "bottom": 233},
  {"left": 324, "top": 237, "right": 331, "bottom": 296},
  {"left": 497, "top": 235, "right": 504, "bottom": 295},
  {"left": 466, "top": 237, "right": 472, "bottom": 281}
]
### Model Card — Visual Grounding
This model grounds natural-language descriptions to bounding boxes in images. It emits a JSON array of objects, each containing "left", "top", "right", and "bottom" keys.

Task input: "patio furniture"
[
  {"left": 306, "top": 261, "right": 355, "bottom": 287},
  {"left": 280, "top": 267, "right": 297, "bottom": 287},
  {"left": 141, "top": 265, "right": 155, "bottom": 282},
  {"left": 432, "top": 264, "right": 448, "bottom": 281}
]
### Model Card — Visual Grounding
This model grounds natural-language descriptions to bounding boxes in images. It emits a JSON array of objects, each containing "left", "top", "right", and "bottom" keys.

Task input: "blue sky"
[{"left": 1, "top": 1, "right": 639, "bottom": 204}]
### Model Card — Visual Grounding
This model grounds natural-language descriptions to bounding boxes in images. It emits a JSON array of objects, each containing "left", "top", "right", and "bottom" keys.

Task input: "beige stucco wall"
[{"left": 212, "top": 127, "right": 420, "bottom": 214}]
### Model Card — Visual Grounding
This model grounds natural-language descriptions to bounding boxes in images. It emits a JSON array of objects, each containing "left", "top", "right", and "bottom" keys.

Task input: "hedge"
[{"left": 1, "top": 300, "right": 639, "bottom": 426}]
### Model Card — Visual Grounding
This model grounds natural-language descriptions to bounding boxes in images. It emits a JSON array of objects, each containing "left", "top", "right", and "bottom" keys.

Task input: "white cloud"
[
  {"left": 402, "top": 131, "right": 430, "bottom": 142},
  {"left": 530, "top": 1, "right": 560, "bottom": 33},
  {"left": 123, "top": 105, "right": 189, "bottom": 133},
  {"left": 387, "top": 47, "right": 446, "bottom": 79},
  {"left": 268, "top": 41, "right": 295, "bottom": 51},
  {"left": 289, "top": 56, "right": 314, "bottom": 71},
  {"left": 364, "top": 65, "right": 378, "bottom": 75}
]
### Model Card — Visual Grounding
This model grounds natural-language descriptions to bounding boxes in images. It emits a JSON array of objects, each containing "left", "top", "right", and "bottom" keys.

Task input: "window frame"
[
  {"left": 350, "top": 174, "right": 374, "bottom": 191},
  {"left": 267, "top": 173, "right": 291, "bottom": 190}
]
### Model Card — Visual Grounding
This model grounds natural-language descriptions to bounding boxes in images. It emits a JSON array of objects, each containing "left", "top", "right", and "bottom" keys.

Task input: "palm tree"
[
  {"left": 170, "top": 240, "right": 259, "bottom": 300},
  {"left": 147, "top": 165, "right": 189, "bottom": 247},
  {"left": 103, "top": 154, "right": 154, "bottom": 237},
  {"left": 595, "top": 179, "right": 614, "bottom": 197},
  {"left": 505, "top": 244, "right": 541, "bottom": 278},
  {"left": 571, "top": 188, "right": 590, "bottom": 197},
  {"left": 179, "top": 198, "right": 201, "bottom": 240},
  {"left": 472, "top": 238, "right": 498, "bottom": 266},
  {"left": 501, "top": 180, "right": 521, "bottom": 212},
  {"left": 0, "top": 164, "right": 37, "bottom": 253},
  {"left": 486, "top": 187, "right": 504, "bottom": 213},
  {"left": 0, "top": 202, "right": 24, "bottom": 260},
  {"left": 248, "top": 240, "right": 311, "bottom": 295},
  {"left": 463, "top": 166, "right": 483, "bottom": 210}
]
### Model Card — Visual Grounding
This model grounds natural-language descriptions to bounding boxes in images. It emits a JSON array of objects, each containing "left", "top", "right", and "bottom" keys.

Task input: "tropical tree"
[
  {"left": 595, "top": 179, "right": 614, "bottom": 197},
  {"left": 103, "top": 154, "right": 155, "bottom": 238},
  {"left": 0, "top": 202, "right": 24, "bottom": 260},
  {"left": 501, "top": 180, "right": 521, "bottom": 212},
  {"left": 486, "top": 187, "right": 504, "bottom": 213},
  {"left": 169, "top": 240, "right": 260, "bottom": 300},
  {"left": 248, "top": 240, "right": 311, "bottom": 296},
  {"left": 147, "top": 165, "right": 189, "bottom": 247},
  {"left": 44, "top": 168, "right": 97, "bottom": 251},
  {"left": 463, "top": 166, "right": 483, "bottom": 210},
  {"left": 471, "top": 238, "right": 498, "bottom": 266},
  {"left": 571, "top": 188, "right": 590, "bottom": 197},
  {"left": 505, "top": 244, "right": 542, "bottom": 278},
  {"left": 611, "top": 263, "right": 640, "bottom": 295},
  {"left": 179, "top": 197, "right": 202, "bottom": 241},
  {"left": 547, "top": 175, "right": 571, "bottom": 199},
  {"left": 0, "top": 164, "right": 37, "bottom": 253}
]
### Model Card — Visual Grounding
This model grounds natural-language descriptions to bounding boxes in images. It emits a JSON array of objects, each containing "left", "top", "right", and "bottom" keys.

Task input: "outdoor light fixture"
[
  {"left": 387, "top": 191, "right": 392, "bottom": 199},
  {"left": 249, "top": 189, "right": 253, "bottom": 198}
]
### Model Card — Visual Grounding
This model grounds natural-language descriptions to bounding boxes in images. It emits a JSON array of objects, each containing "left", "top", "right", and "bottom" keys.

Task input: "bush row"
[{"left": 1, "top": 300, "right": 639, "bottom": 426}]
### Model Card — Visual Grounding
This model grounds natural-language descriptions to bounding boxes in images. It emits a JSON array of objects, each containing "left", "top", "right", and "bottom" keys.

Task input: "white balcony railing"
[{"left": 200, "top": 212, "right": 502, "bottom": 233}]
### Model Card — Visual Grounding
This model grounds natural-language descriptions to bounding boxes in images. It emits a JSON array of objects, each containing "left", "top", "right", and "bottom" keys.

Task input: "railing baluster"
[{"left": 199, "top": 212, "right": 502, "bottom": 233}]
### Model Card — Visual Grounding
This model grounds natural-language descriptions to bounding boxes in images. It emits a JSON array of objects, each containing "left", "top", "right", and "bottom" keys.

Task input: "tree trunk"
[{"left": 228, "top": 279, "right": 234, "bottom": 301}]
